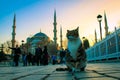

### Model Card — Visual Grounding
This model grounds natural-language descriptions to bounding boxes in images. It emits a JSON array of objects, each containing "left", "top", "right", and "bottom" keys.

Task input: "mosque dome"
[
  {"left": 31, "top": 32, "right": 48, "bottom": 44},
  {"left": 33, "top": 32, "right": 48, "bottom": 38}
]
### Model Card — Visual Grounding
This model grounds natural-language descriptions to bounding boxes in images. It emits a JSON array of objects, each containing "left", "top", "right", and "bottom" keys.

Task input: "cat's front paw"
[
  {"left": 72, "top": 68, "right": 76, "bottom": 73},
  {"left": 80, "top": 67, "right": 85, "bottom": 71}
]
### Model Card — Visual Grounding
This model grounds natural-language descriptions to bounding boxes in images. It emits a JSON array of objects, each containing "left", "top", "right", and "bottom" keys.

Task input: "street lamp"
[
  {"left": 21, "top": 40, "right": 24, "bottom": 46},
  {"left": 0, "top": 44, "right": 4, "bottom": 52},
  {"left": 97, "top": 14, "right": 102, "bottom": 40}
]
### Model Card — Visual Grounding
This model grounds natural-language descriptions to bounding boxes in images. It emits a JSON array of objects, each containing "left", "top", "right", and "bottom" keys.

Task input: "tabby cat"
[{"left": 66, "top": 27, "right": 87, "bottom": 72}]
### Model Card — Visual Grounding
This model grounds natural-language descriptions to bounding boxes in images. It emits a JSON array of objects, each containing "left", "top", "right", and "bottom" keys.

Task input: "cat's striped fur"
[{"left": 66, "top": 27, "right": 87, "bottom": 71}]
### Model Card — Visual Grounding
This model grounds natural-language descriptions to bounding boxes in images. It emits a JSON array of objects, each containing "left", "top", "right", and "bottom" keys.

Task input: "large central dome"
[
  {"left": 31, "top": 32, "right": 48, "bottom": 44},
  {"left": 34, "top": 32, "right": 48, "bottom": 38}
]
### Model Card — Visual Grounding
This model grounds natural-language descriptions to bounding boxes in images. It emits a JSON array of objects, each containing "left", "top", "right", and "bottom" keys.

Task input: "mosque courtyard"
[{"left": 0, "top": 62, "right": 120, "bottom": 80}]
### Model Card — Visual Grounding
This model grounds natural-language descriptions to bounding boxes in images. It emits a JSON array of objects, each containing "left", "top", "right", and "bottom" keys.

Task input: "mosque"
[
  {"left": 11, "top": 10, "right": 62, "bottom": 54},
  {"left": 26, "top": 31, "right": 50, "bottom": 54}
]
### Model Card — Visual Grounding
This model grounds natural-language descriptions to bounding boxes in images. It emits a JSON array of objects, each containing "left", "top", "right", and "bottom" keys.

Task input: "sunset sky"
[{"left": 0, "top": 0, "right": 120, "bottom": 46}]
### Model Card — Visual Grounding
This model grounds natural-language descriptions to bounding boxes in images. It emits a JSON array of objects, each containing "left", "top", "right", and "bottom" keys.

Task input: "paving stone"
[
  {"left": 50, "top": 73, "right": 71, "bottom": 77},
  {"left": 53, "top": 71, "right": 70, "bottom": 74},
  {"left": 97, "top": 71, "right": 120, "bottom": 74},
  {"left": 74, "top": 71, "right": 103, "bottom": 79},
  {"left": 34, "top": 70, "right": 53, "bottom": 75},
  {"left": 107, "top": 73, "right": 120, "bottom": 78},
  {"left": 78, "top": 77, "right": 117, "bottom": 80},
  {"left": 18, "top": 75, "right": 46, "bottom": 80},
  {"left": 46, "top": 71, "right": 72, "bottom": 80},
  {"left": 46, "top": 76, "right": 72, "bottom": 80}
]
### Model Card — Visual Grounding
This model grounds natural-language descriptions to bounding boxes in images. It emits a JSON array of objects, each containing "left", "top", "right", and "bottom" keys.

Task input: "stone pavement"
[{"left": 0, "top": 62, "right": 120, "bottom": 80}]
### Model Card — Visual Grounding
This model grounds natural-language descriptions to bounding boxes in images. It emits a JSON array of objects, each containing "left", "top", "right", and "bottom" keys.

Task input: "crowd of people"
[
  {"left": 9, "top": 45, "right": 50, "bottom": 66},
  {"left": 9, "top": 37, "right": 89, "bottom": 67}
]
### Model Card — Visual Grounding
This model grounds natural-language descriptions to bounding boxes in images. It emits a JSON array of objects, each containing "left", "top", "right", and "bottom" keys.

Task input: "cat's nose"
[{"left": 68, "top": 36, "right": 74, "bottom": 39}]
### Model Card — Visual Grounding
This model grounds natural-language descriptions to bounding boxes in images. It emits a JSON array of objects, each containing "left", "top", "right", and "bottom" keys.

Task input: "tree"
[
  {"left": 0, "top": 44, "right": 7, "bottom": 61},
  {"left": 62, "top": 39, "right": 67, "bottom": 49},
  {"left": 0, "top": 51, "right": 7, "bottom": 62},
  {"left": 3, "top": 41, "right": 11, "bottom": 54},
  {"left": 3, "top": 40, "right": 20, "bottom": 54},
  {"left": 47, "top": 41, "right": 58, "bottom": 56}
]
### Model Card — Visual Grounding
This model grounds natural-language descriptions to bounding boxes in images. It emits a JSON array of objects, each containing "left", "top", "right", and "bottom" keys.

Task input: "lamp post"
[
  {"left": 97, "top": 14, "right": 102, "bottom": 40},
  {"left": 21, "top": 40, "right": 24, "bottom": 47},
  {"left": 0, "top": 44, "right": 4, "bottom": 52}
]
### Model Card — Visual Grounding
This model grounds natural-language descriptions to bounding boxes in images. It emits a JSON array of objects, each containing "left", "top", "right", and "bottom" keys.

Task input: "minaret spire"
[
  {"left": 104, "top": 11, "right": 109, "bottom": 37},
  {"left": 95, "top": 29, "right": 97, "bottom": 43},
  {"left": 60, "top": 25, "right": 63, "bottom": 49},
  {"left": 40, "top": 28, "right": 41, "bottom": 33},
  {"left": 13, "top": 14, "right": 16, "bottom": 26},
  {"left": 54, "top": 9, "right": 56, "bottom": 23},
  {"left": 12, "top": 14, "right": 16, "bottom": 48},
  {"left": 53, "top": 9, "right": 57, "bottom": 45}
]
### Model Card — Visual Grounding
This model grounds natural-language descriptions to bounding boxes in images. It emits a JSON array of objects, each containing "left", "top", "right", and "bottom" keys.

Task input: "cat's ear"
[
  {"left": 75, "top": 27, "right": 79, "bottom": 32},
  {"left": 77, "top": 27, "right": 79, "bottom": 30},
  {"left": 67, "top": 30, "right": 69, "bottom": 32}
]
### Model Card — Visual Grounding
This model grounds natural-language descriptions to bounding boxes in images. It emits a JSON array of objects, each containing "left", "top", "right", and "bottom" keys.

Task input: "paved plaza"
[{"left": 0, "top": 62, "right": 120, "bottom": 80}]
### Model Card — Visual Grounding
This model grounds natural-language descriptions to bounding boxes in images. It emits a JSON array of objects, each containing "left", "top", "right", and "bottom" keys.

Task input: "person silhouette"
[
  {"left": 9, "top": 45, "right": 21, "bottom": 66},
  {"left": 82, "top": 37, "right": 90, "bottom": 49},
  {"left": 35, "top": 45, "right": 42, "bottom": 66}
]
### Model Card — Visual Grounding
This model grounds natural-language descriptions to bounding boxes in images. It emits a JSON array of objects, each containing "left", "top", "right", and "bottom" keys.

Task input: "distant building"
[{"left": 26, "top": 32, "right": 50, "bottom": 54}]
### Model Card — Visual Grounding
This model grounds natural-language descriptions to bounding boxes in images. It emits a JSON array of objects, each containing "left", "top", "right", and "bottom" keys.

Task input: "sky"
[{"left": 0, "top": 0, "right": 120, "bottom": 46}]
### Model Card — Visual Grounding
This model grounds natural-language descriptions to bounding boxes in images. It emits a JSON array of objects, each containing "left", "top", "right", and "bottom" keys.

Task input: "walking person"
[
  {"left": 27, "top": 52, "right": 32, "bottom": 66},
  {"left": 21, "top": 46, "right": 27, "bottom": 66},
  {"left": 82, "top": 37, "right": 90, "bottom": 49},
  {"left": 35, "top": 45, "right": 42, "bottom": 66},
  {"left": 60, "top": 48, "right": 66, "bottom": 64},
  {"left": 51, "top": 55, "right": 57, "bottom": 65},
  {"left": 9, "top": 45, "right": 21, "bottom": 66},
  {"left": 43, "top": 46, "right": 49, "bottom": 65}
]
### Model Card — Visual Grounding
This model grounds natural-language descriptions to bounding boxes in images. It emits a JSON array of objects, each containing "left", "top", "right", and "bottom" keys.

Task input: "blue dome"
[
  {"left": 34, "top": 32, "right": 48, "bottom": 37},
  {"left": 31, "top": 32, "right": 48, "bottom": 44}
]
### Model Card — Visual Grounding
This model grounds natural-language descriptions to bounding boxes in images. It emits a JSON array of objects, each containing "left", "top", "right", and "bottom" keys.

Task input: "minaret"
[
  {"left": 12, "top": 14, "right": 16, "bottom": 48},
  {"left": 95, "top": 29, "right": 97, "bottom": 43},
  {"left": 104, "top": 11, "right": 109, "bottom": 37},
  {"left": 40, "top": 29, "right": 41, "bottom": 33},
  {"left": 53, "top": 10, "right": 57, "bottom": 45},
  {"left": 60, "top": 26, "right": 63, "bottom": 49}
]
